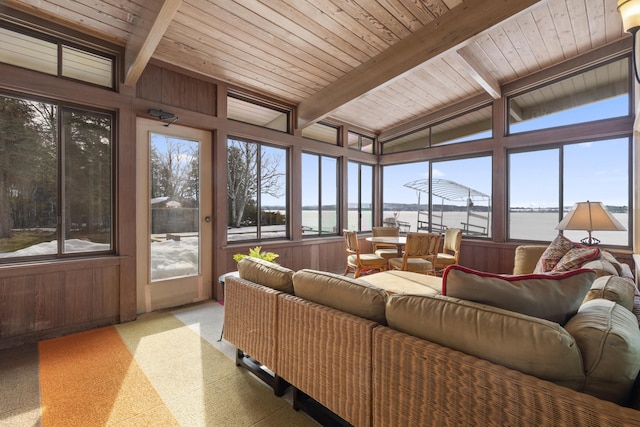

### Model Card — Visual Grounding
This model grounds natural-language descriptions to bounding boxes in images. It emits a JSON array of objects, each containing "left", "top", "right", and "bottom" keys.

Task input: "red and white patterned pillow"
[
  {"left": 533, "top": 234, "right": 577, "bottom": 273},
  {"left": 552, "top": 246, "right": 600, "bottom": 272}
]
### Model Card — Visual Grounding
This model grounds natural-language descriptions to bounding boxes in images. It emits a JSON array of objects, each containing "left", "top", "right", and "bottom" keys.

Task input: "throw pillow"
[
  {"left": 442, "top": 265, "right": 596, "bottom": 324},
  {"left": 552, "top": 246, "right": 600, "bottom": 272},
  {"left": 533, "top": 233, "right": 576, "bottom": 273}
]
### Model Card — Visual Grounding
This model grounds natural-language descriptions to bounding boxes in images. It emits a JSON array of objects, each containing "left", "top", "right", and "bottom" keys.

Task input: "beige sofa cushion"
[
  {"left": 442, "top": 265, "right": 595, "bottom": 324},
  {"left": 564, "top": 299, "right": 640, "bottom": 405},
  {"left": 513, "top": 245, "right": 547, "bottom": 275},
  {"left": 237, "top": 257, "right": 294, "bottom": 293},
  {"left": 292, "top": 269, "right": 387, "bottom": 325},
  {"left": 583, "top": 275, "right": 637, "bottom": 312},
  {"left": 359, "top": 270, "right": 442, "bottom": 296},
  {"left": 386, "top": 293, "right": 586, "bottom": 390}
]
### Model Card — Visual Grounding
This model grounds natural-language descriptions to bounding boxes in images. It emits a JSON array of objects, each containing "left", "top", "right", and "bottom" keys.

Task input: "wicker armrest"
[
  {"left": 223, "top": 276, "right": 281, "bottom": 370},
  {"left": 277, "top": 293, "right": 377, "bottom": 427}
]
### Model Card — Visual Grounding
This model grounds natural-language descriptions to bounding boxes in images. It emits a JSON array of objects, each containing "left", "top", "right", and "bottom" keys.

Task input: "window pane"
[
  {"left": 382, "top": 127, "right": 429, "bottom": 154},
  {"left": 320, "top": 156, "right": 338, "bottom": 234},
  {"left": 0, "top": 27, "right": 57, "bottom": 75},
  {"left": 302, "top": 122, "right": 339, "bottom": 145},
  {"left": 348, "top": 162, "right": 373, "bottom": 232},
  {"left": 260, "top": 145, "right": 287, "bottom": 239},
  {"left": 227, "top": 138, "right": 288, "bottom": 241},
  {"left": 227, "top": 96, "right": 289, "bottom": 132},
  {"left": 509, "top": 149, "right": 560, "bottom": 241},
  {"left": 382, "top": 161, "right": 429, "bottom": 233},
  {"left": 0, "top": 96, "right": 58, "bottom": 257},
  {"left": 62, "top": 45, "right": 113, "bottom": 88},
  {"left": 227, "top": 139, "right": 258, "bottom": 240},
  {"left": 301, "top": 153, "right": 337, "bottom": 236},
  {"left": 63, "top": 109, "right": 112, "bottom": 253},
  {"left": 360, "top": 164, "right": 373, "bottom": 231},
  {"left": 562, "top": 139, "right": 629, "bottom": 246},
  {"left": 430, "top": 157, "right": 492, "bottom": 236},
  {"left": 149, "top": 134, "right": 200, "bottom": 280},
  {"left": 348, "top": 132, "right": 375, "bottom": 153},
  {"left": 509, "top": 58, "right": 630, "bottom": 134},
  {"left": 431, "top": 105, "right": 492, "bottom": 145},
  {"left": 301, "top": 153, "right": 320, "bottom": 235}
]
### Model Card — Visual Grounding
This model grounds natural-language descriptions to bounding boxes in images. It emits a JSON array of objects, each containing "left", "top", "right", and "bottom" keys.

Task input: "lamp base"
[{"left": 580, "top": 236, "right": 600, "bottom": 246}]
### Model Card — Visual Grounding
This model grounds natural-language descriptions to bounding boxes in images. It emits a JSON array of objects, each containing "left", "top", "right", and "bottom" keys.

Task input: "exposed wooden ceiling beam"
[
  {"left": 124, "top": 0, "right": 183, "bottom": 87},
  {"left": 296, "top": 0, "right": 541, "bottom": 129},
  {"left": 453, "top": 48, "right": 501, "bottom": 99}
]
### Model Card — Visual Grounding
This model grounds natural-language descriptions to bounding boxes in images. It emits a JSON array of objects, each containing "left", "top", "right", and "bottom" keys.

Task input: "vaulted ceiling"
[{"left": 3, "top": 0, "right": 629, "bottom": 135}]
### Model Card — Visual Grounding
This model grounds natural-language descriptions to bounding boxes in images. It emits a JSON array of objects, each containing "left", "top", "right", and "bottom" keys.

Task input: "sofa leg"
[
  {"left": 235, "top": 348, "right": 243, "bottom": 367},
  {"left": 273, "top": 375, "right": 289, "bottom": 397},
  {"left": 292, "top": 387, "right": 301, "bottom": 411}
]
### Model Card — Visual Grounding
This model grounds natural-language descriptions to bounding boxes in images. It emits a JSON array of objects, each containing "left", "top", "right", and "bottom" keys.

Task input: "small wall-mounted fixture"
[
  {"left": 618, "top": 0, "right": 640, "bottom": 83},
  {"left": 148, "top": 108, "right": 179, "bottom": 126}
]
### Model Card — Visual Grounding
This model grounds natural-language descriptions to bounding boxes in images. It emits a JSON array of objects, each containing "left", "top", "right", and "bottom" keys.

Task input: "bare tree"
[{"left": 227, "top": 139, "right": 283, "bottom": 228}]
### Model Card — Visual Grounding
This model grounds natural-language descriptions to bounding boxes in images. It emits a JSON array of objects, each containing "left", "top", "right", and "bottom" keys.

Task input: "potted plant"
[{"left": 233, "top": 246, "right": 279, "bottom": 264}]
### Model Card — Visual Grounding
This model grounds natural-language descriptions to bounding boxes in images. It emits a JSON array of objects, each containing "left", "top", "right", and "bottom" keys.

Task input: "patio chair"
[
  {"left": 343, "top": 230, "right": 388, "bottom": 278},
  {"left": 372, "top": 226, "right": 400, "bottom": 261},
  {"left": 435, "top": 227, "right": 462, "bottom": 275},
  {"left": 388, "top": 232, "right": 441, "bottom": 275}
]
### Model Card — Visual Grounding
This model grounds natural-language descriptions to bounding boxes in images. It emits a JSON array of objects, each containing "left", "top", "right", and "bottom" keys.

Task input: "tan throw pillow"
[
  {"left": 237, "top": 257, "right": 294, "bottom": 293},
  {"left": 564, "top": 299, "right": 640, "bottom": 405},
  {"left": 292, "top": 269, "right": 387, "bottom": 325},
  {"left": 386, "top": 294, "right": 586, "bottom": 390},
  {"left": 583, "top": 275, "right": 637, "bottom": 312},
  {"left": 442, "top": 265, "right": 596, "bottom": 324},
  {"left": 534, "top": 233, "right": 577, "bottom": 273}
]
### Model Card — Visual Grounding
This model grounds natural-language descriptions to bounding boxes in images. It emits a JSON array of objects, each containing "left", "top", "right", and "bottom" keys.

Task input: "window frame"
[
  {"left": 0, "top": 91, "right": 116, "bottom": 263},
  {"left": 301, "top": 151, "right": 340, "bottom": 237},
  {"left": 226, "top": 137, "right": 290, "bottom": 243}
]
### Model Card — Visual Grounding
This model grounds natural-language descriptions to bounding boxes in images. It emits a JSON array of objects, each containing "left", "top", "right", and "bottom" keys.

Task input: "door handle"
[{"left": 204, "top": 216, "right": 212, "bottom": 223}]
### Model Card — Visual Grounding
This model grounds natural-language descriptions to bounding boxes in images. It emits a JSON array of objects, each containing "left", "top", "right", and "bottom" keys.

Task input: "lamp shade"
[
  {"left": 618, "top": 0, "right": 640, "bottom": 32},
  {"left": 556, "top": 201, "right": 626, "bottom": 232}
]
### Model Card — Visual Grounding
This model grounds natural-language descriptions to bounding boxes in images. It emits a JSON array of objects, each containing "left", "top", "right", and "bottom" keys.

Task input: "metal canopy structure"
[{"left": 403, "top": 178, "right": 491, "bottom": 236}]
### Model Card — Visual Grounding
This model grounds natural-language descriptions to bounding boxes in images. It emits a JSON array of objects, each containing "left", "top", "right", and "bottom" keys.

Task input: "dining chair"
[
  {"left": 343, "top": 230, "right": 388, "bottom": 278},
  {"left": 372, "top": 226, "right": 400, "bottom": 261},
  {"left": 388, "top": 232, "right": 441, "bottom": 275},
  {"left": 435, "top": 227, "right": 463, "bottom": 275}
]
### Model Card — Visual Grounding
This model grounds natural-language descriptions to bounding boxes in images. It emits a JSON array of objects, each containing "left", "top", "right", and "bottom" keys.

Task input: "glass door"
[{"left": 136, "top": 118, "right": 212, "bottom": 313}]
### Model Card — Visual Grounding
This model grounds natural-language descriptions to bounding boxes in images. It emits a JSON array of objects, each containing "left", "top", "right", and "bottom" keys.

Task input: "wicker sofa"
[{"left": 223, "top": 252, "right": 640, "bottom": 427}]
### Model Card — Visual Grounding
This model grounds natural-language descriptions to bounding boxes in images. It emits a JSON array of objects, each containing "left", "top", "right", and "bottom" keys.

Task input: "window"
[
  {"left": 430, "top": 157, "right": 492, "bottom": 237},
  {"left": 347, "top": 162, "right": 373, "bottom": 232},
  {"left": 382, "top": 105, "right": 492, "bottom": 154},
  {"left": 382, "top": 157, "right": 492, "bottom": 237},
  {"left": 0, "top": 93, "right": 113, "bottom": 259},
  {"left": 227, "top": 138, "right": 287, "bottom": 241},
  {"left": 382, "top": 161, "right": 429, "bottom": 233},
  {"left": 301, "top": 153, "right": 338, "bottom": 236},
  {"left": 227, "top": 93, "right": 290, "bottom": 132},
  {"left": 302, "top": 122, "right": 340, "bottom": 145},
  {"left": 348, "top": 131, "right": 374, "bottom": 153},
  {"left": 508, "top": 138, "right": 630, "bottom": 246},
  {"left": 508, "top": 58, "right": 630, "bottom": 134},
  {"left": 0, "top": 26, "right": 115, "bottom": 88}
]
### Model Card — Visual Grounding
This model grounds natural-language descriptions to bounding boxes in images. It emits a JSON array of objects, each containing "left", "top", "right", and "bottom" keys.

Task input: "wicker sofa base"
[{"left": 224, "top": 274, "right": 640, "bottom": 427}]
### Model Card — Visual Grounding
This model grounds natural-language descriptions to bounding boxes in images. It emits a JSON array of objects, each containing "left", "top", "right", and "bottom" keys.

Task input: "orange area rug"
[{"left": 38, "top": 326, "right": 178, "bottom": 426}]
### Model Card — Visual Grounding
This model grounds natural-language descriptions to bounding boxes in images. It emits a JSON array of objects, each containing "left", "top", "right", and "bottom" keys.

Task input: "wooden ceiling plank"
[
  {"left": 530, "top": 4, "right": 565, "bottom": 63},
  {"left": 263, "top": 0, "right": 381, "bottom": 60},
  {"left": 245, "top": 0, "right": 361, "bottom": 68},
  {"left": 3, "top": 0, "right": 130, "bottom": 45},
  {"left": 547, "top": 0, "right": 579, "bottom": 59},
  {"left": 169, "top": 14, "right": 332, "bottom": 89},
  {"left": 565, "top": 0, "right": 591, "bottom": 54},
  {"left": 163, "top": 22, "right": 325, "bottom": 94},
  {"left": 376, "top": 0, "right": 425, "bottom": 32},
  {"left": 350, "top": 0, "right": 413, "bottom": 39},
  {"left": 124, "top": 0, "right": 182, "bottom": 87},
  {"left": 297, "top": 0, "right": 542, "bottom": 129},
  {"left": 502, "top": 18, "right": 541, "bottom": 74},
  {"left": 484, "top": 28, "right": 525, "bottom": 80},
  {"left": 603, "top": 0, "right": 625, "bottom": 43},
  {"left": 187, "top": 0, "right": 348, "bottom": 78},
  {"left": 518, "top": 11, "right": 552, "bottom": 67},
  {"left": 584, "top": 0, "right": 606, "bottom": 45},
  {"left": 396, "top": 0, "right": 437, "bottom": 26}
]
